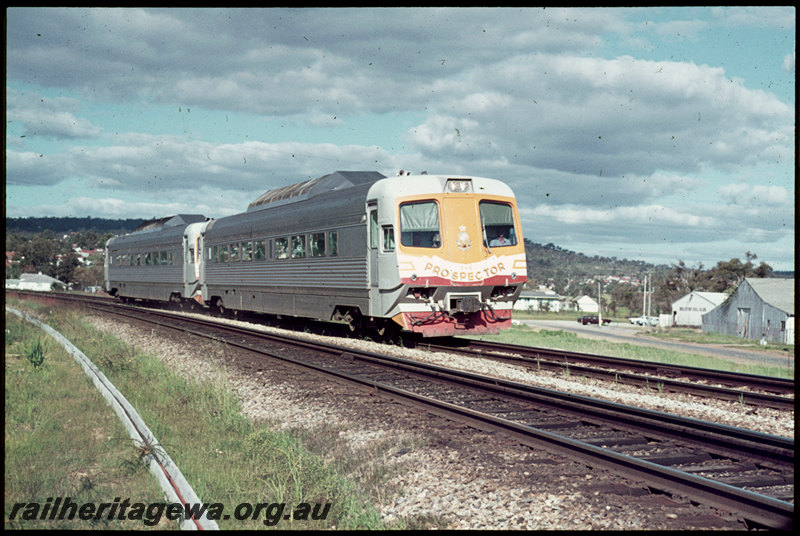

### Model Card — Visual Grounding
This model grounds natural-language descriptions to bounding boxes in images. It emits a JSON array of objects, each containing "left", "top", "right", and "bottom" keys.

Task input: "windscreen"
[
  {"left": 480, "top": 201, "right": 517, "bottom": 247},
  {"left": 400, "top": 201, "right": 440, "bottom": 248}
]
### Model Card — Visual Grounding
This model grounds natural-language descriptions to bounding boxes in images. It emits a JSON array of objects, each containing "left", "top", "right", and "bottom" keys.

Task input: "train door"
[
  {"left": 183, "top": 221, "right": 208, "bottom": 300},
  {"left": 368, "top": 200, "right": 399, "bottom": 318},
  {"left": 368, "top": 203, "right": 379, "bottom": 292}
]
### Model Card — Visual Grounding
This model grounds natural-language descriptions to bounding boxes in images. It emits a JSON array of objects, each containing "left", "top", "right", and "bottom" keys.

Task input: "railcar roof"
[
  {"left": 132, "top": 214, "right": 207, "bottom": 233},
  {"left": 247, "top": 171, "right": 386, "bottom": 212}
]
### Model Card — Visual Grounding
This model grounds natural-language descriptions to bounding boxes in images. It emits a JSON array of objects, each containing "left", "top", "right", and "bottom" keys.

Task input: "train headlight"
[
  {"left": 411, "top": 273, "right": 418, "bottom": 281},
  {"left": 511, "top": 272, "right": 517, "bottom": 280},
  {"left": 446, "top": 179, "right": 472, "bottom": 193}
]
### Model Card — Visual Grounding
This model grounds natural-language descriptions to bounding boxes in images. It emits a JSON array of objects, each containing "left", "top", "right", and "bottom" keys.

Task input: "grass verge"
[
  {"left": 5, "top": 311, "right": 167, "bottom": 529},
  {"left": 5, "top": 299, "right": 389, "bottom": 530},
  {"left": 470, "top": 324, "right": 794, "bottom": 379}
]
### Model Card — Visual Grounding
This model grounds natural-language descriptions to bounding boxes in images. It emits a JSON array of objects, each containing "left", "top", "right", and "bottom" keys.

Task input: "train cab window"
[
  {"left": 400, "top": 200, "right": 440, "bottom": 248},
  {"left": 309, "top": 233, "right": 326, "bottom": 257},
  {"left": 291, "top": 235, "right": 306, "bottom": 258},
  {"left": 480, "top": 201, "right": 517, "bottom": 247},
  {"left": 382, "top": 226, "right": 395, "bottom": 252},
  {"left": 328, "top": 232, "right": 338, "bottom": 257},
  {"left": 242, "top": 242, "right": 253, "bottom": 262},
  {"left": 276, "top": 238, "right": 288, "bottom": 259},
  {"left": 254, "top": 240, "right": 266, "bottom": 261}
]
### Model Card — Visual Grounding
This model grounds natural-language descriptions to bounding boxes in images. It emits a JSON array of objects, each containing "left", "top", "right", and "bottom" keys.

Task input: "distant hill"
[
  {"left": 523, "top": 239, "right": 668, "bottom": 293},
  {"left": 6, "top": 216, "right": 146, "bottom": 235},
  {"left": 6, "top": 218, "right": 790, "bottom": 287}
]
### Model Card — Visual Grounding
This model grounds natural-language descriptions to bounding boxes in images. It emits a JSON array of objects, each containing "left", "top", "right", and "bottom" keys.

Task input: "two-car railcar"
[{"left": 105, "top": 170, "right": 527, "bottom": 337}]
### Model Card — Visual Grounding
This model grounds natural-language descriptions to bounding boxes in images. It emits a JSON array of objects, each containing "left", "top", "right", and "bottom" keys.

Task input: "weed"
[{"left": 26, "top": 338, "right": 45, "bottom": 369}]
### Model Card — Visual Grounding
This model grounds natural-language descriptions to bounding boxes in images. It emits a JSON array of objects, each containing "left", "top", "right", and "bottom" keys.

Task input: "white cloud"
[
  {"left": 530, "top": 203, "right": 714, "bottom": 227},
  {"left": 719, "top": 183, "right": 792, "bottom": 206},
  {"left": 5, "top": 7, "right": 794, "bottom": 271}
]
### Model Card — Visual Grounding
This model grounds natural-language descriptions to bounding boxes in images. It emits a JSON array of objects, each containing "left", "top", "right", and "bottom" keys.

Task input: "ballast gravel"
[{"left": 87, "top": 313, "right": 792, "bottom": 530}]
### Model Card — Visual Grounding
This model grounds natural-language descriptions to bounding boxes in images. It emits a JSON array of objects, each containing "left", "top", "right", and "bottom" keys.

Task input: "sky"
[{"left": 5, "top": 7, "right": 796, "bottom": 271}]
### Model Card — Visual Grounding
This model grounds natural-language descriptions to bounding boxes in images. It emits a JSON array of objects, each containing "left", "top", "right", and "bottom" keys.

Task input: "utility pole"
[
  {"left": 597, "top": 280, "right": 602, "bottom": 327},
  {"left": 642, "top": 274, "right": 647, "bottom": 317}
]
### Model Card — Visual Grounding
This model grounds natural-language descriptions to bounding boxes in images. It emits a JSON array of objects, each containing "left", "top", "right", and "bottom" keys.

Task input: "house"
[
  {"left": 702, "top": 278, "right": 794, "bottom": 344},
  {"left": 671, "top": 291, "right": 728, "bottom": 327},
  {"left": 15, "top": 273, "right": 67, "bottom": 292},
  {"left": 573, "top": 295, "right": 599, "bottom": 313},
  {"left": 514, "top": 289, "right": 563, "bottom": 312}
]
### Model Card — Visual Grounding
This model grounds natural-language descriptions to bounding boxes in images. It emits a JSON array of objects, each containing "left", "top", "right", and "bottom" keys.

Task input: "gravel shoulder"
[{"left": 87, "top": 313, "right": 792, "bottom": 530}]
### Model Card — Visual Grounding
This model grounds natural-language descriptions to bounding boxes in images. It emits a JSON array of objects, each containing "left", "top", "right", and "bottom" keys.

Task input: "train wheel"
[
  {"left": 213, "top": 298, "right": 227, "bottom": 318},
  {"left": 344, "top": 310, "right": 364, "bottom": 334},
  {"left": 169, "top": 293, "right": 183, "bottom": 311},
  {"left": 372, "top": 319, "right": 399, "bottom": 339}
]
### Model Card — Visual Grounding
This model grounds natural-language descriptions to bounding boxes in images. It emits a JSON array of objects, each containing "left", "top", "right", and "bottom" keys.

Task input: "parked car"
[
  {"left": 577, "top": 315, "right": 611, "bottom": 325},
  {"left": 628, "top": 315, "right": 659, "bottom": 326}
]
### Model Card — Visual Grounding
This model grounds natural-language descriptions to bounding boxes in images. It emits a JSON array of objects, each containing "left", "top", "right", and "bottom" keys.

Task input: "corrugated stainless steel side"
[
  {"left": 205, "top": 257, "right": 367, "bottom": 288},
  {"left": 106, "top": 225, "right": 187, "bottom": 300}
]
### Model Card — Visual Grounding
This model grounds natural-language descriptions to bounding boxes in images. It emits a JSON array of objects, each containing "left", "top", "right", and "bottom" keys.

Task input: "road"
[{"left": 514, "top": 319, "right": 794, "bottom": 369}]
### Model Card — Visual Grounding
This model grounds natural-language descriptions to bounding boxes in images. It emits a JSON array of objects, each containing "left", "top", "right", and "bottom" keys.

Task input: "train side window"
[
  {"left": 219, "top": 245, "right": 229, "bottom": 263},
  {"left": 242, "top": 242, "right": 253, "bottom": 262},
  {"left": 254, "top": 240, "right": 266, "bottom": 261},
  {"left": 309, "top": 232, "right": 325, "bottom": 257},
  {"left": 382, "top": 226, "right": 395, "bottom": 252},
  {"left": 291, "top": 235, "right": 306, "bottom": 258},
  {"left": 161, "top": 251, "right": 169, "bottom": 265},
  {"left": 480, "top": 201, "right": 517, "bottom": 247},
  {"left": 328, "top": 232, "right": 338, "bottom": 257},
  {"left": 275, "top": 238, "right": 288, "bottom": 259},
  {"left": 369, "top": 209, "right": 379, "bottom": 249},
  {"left": 400, "top": 200, "right": 440, "bottom": 247},
  {"left": 231, "top": 243, "right": 241, "bottom": 262}
]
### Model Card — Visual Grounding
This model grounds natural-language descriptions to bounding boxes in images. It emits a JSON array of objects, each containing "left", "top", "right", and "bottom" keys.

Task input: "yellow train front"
[{"left": 369, "top": 173, "right": 527, "bottom": 336}]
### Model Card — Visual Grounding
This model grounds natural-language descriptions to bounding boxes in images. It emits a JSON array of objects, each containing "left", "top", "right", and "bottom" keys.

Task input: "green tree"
[
  {"left": 18, "top": 235, "right": 58, "bottom": 275},
  {"left": 55, "top": 253, "right": 81, "bottom": 285},
  {"left": 74, "top": 264, "right": 105, "bottom": 289}
]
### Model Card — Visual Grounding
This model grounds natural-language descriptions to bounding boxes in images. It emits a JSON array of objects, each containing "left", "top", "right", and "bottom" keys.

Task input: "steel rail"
[
  {"left": 458, "top": 339, "right": 794, "bottom": 394},
  {"left": 419, "top": 339, "right": 794, "bottom": 410},
  {"left": 88, "top": 303, "right": 794, "bottom": 529}
]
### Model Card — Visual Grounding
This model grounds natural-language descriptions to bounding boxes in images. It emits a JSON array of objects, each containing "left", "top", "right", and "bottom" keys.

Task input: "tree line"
[
  {"left": 5, "top": 219, "right": 786, "bottom": 314},
  {"left": 522, "top": 240, "right": 779, "bottom": 317}
]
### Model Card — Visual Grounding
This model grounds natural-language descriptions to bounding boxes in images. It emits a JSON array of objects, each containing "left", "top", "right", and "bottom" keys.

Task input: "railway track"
[
  {"left": 75, "top": 301, "right": 794, "bottom": 529},
  {"left": 422, "top": 338, "right": 794, "bottom": 410}
]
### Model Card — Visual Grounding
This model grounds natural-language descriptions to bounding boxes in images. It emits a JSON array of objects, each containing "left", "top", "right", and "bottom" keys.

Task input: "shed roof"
[
  {"left": 745, "top": 278, "right": 794, "bottom": 315},
  {"left": 20, "top": 273, "right": 65, "bottom": 285},
  {"left": 673, "top": 291, "right": 727, "bottom": 307},
  {"left": 519, "top": 290, "right": 562, "bottom": 299}
]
